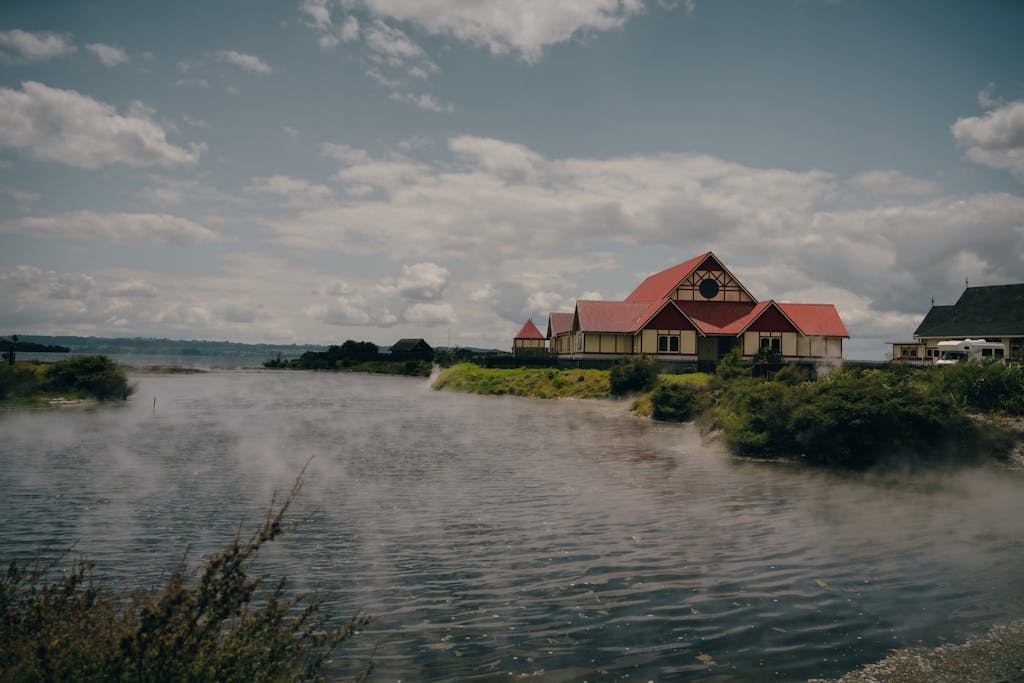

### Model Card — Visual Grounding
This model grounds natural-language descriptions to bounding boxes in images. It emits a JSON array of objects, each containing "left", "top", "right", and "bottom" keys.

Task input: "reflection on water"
[{"left": 2, "top": 370, "right": 1023, "bottom": 681}]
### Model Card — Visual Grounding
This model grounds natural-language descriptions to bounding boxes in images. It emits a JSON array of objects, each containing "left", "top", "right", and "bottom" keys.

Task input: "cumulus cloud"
[
  {"left": 388, "top": 91, "right": 452, "bottom": 113},
  {"left": 104, "top": 280, "right": 159, "bottom": 298},
  {"left": 308, "top": 295, "right": 398, "bottom": 326},
  {"left": 260, "top": 134, "right": 1024, "bottom": 353},
  {"left": 0, "top": 29, "right": 75, "bottom": 61},
  {"left": 246, "top": 174, "right": 334, "bottom": 207},
  {"left": 402, "top": 302, "right": 456, "bottom": 326},
  {"left": 301, "top": 0, "right": 361, "bottom": 49},
  {"left": 379, "top": 262, "right": 450, "bottom": 301},
  {"left": 3, "top": 211, "right": 220, "bottom": 247},
  {"left": 951, "top": 100, "right": 1024, "bottom": 182},
  {"left": 216, "top": 50, "right": 273, "bottom": 73},
  {"left": 0, "top": 81, "right": 204, "bottom": 168},
  {"left": 86, "top": 42, "right": 130, "bottom": 66},
  {"left": 339, "top": 0, "right": 646, "bottom": 63}
]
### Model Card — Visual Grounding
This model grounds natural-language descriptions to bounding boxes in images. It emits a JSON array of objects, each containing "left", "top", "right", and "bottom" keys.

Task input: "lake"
[{"left": 2, "top": 370, "right": 1022, "bottom": 681}]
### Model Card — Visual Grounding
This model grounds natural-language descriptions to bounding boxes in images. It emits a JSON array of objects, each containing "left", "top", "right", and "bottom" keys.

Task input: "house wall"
[
  {"left": 514, "top": 338, "right": 545, "bottom": 349},
  {"left": 582, "top": 333, "right": 632, "bottom": 354},
  {"left": 637, "top": 329, "right": 697, "bottom": 355}
]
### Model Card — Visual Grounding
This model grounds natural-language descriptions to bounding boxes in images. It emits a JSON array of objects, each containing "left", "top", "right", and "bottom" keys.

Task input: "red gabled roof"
[
  {"left": 676, "top": 300, "right": 762, "bottom": 335},
  {"left": 777, "top": 303, "right": 849, "bottom": 337},
  {"left": 575, "top": 301, "right": 652, "bottom": 333},
  {"left": 514, "top": 319, "right": 545, "bottom": 340},
  {"left": 625, "top": 252, "right": 709, "bottom": 303},
  {"left": 547, "top": 312, "right": 574, "bottom": 338}
]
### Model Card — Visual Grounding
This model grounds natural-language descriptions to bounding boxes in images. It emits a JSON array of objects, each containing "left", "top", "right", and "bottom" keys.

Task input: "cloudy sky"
[{"left": 1, "top": 1, "right": 1022, "bottom": 358}]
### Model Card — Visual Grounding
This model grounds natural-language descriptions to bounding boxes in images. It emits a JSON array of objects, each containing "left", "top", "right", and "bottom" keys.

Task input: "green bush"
[
  {"left": 609, "top": 355, "right": 658, "bottom": 396},
  {"left": 0, "top": 475, "right": 371, "bottom": 682},
  {"left": 45, "top": 355, "right": 133, "bottom": 400},
  {"left": 714, "top": 348, "right": 750, "bottom": 381},
  {"left": 708, "top": 369, "right": 1010, "bottom": 469},
  {"left": 0, "top": 362, "right": 46, "bottom": 400},
  {"left": 650, "top": 382, "right": 707, "bottom": 422},
  {"left": 929, "top": 361, "right": 1024, "bottom": 415}
]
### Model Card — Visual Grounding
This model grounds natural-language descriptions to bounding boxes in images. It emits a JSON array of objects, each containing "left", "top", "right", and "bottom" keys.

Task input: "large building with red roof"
[{"left": 537, "top": 252, "right": 848, "bottom": 365}]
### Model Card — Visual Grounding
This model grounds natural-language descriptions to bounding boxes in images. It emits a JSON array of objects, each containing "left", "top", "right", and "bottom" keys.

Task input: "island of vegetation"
[
  {"left": 263, "top": 339, "right": 432, "bottom": 377},
  {"left": 434, "top": 352, "right": 1024, "bottom": 470},
  {"left": 0, "top": 355, "right": 134, "bottom": 407}
]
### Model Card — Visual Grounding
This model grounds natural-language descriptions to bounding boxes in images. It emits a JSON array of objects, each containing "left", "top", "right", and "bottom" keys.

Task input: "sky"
[{"left": 1, "top": 0, "right": 1022, "bottom": 359}]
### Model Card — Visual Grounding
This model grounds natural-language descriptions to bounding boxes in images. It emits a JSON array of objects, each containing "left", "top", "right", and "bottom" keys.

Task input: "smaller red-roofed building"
[
  {"left": 513, "top": 319, "right": 546, "bottom": 355},
  {"left": 535, "top": 251, "right": 848, "bottom": 367}
]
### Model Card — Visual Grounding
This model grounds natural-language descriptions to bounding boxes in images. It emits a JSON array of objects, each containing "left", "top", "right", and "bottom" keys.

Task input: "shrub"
[
  {"left": 45, "top": 355, "right": 133, "bottom": 400},
  {"left": 0, "top": 474, "right": 372, "bottom": 682},
  {"left": 930, "top": 361, "right": 1024, "bottom": 415},
  {"left": 609, "top": 355, "right": 658, "bottom": 396},
  {"left": 714, "top": 348, "right": 750, "bottom": 381},
  {"left": 773, "top": 363, "right": 811, "bottom": 386},
  {"left": 650, "top": 382, "right": 707, "bottom": 422},
  {"left": 0, "top": 363, "right": 47, "bottom": 400}
]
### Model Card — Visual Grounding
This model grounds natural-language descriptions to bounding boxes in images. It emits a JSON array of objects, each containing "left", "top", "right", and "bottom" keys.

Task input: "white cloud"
[
  {"left": 388, "top": 91, "right": 452, "bottom": 113},
  {"left": 86, "top": 42, "right": 130, "bottom": 66},
  {"left": 301, "top": 0, "right": 360, "bottom": 49},
  {"left": 0, "top": 29, "right": 75, "bottom": 61},
  {"left": 104, "top": 280, "right": 159, "bottom": 298},
  {"left": 0, "top": 81, "right": 204, "bottom": 168},
  {"left": 321, "top": 142, "right": 370, "bottom": 164},
  {"left": 246, "top": 174, "right": 334, "bottom": 207},
  {"left": 362, "top": 20, "right": 439, "bottom": 78},
  {"left": 379, "top": 262, "right": 450, "bottom": 301},
  {"left": 849, "top": 170, "right": 939, "bottom": 199},
  {"left": 951, "top": 100, "right": 1024, "bottom": 182},
  {"left": 216, "top": 50, "right": 273, "bottom": 73},
  {"left": 0, "top": 186, "right": 41, "bottom": 205},
  {"left": 341, "top": 0, "right": 647, "bottom": 63},
  {"left": 3, "top": 211, "right": 220, "bottom": 247},
  {"left": 308, "top": 295, "right": 397, "bottom": 326},
  {"left": 978, "top": 82, "right": 1003, "bottom": 110},
  {"left": 402, "top": 302, "right": 456, "bottom": 326}
]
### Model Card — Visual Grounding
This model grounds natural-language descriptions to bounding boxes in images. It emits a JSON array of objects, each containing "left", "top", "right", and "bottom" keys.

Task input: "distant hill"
[{"left": 7, "top": 335, "right": 328, "bottom": 357}]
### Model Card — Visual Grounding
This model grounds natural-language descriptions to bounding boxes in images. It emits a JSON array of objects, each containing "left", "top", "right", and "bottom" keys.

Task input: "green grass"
[{"left": 432, "top": 363, "right": 611, "bottom": 399}]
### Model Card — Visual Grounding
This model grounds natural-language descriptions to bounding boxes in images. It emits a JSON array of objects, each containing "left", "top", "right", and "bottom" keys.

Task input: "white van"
[{"left": 935, "top": 339, "right": 1006, "bottom": 365}]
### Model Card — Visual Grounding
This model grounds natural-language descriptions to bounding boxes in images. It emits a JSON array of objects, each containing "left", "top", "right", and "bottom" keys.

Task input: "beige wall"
[
  {"left": 583, "top": 333, "right": 632, "bottom": 354},
  {"left": 673, "top": 269, "right": 754, "bottom": 303},
  {"left": 514, "top": 338, "right": 545, "bottom": 349},
  {"left": 637, "top": 329, "right": 697, "bottom": 355}
]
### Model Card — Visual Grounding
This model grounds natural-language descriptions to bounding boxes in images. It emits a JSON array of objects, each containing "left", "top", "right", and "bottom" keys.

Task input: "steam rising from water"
[{"left": 2, "top": 370, "right": 1023, "bottom": 680}]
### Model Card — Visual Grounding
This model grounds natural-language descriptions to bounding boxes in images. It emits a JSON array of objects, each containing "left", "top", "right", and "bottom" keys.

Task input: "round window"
[{"left": 699, "top": 278, "right": 719, "bottom": 299}]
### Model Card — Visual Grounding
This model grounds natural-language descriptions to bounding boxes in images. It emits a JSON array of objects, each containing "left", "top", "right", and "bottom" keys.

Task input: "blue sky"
[{"left": 1, "top": 0, "right": 1022, "bottom": 358}]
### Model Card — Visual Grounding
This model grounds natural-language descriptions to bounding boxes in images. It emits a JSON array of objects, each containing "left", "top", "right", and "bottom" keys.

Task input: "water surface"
[{"left": 2, "top": 370, "right": 1022, "bottom": 681}]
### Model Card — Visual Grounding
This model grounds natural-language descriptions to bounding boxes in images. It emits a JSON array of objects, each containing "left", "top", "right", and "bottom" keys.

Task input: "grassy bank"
[
  {"left": 432, "top": 363, "right": 611, "bottom": 399},
  {"left": 0, "top": 356, "right": 134, "bottom": 407}
]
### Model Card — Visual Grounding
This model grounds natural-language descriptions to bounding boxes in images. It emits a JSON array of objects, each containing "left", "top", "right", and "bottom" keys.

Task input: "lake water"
[{"left": 2, "top": 370, "right": 1023, "bottom": 681}]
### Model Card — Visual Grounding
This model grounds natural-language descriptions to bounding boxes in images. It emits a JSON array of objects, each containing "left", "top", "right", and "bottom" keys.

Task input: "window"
[
  {"left": 995, "top": 348, "right": 1005, "bottom": 358},
  {"left": 901, "top": 348, "right": 918, "bottom": 358},
  {"left": 760, "top": 337, "right": 781, "bottom": 353},
  {"left": 982, "top": 348, "right": 993, "bottom": 357},
  {"left": 927, "top": 348, "right": 940, "bottom": 358},
  {"left": 658, "top": 334, "right": 679, "bottom": 353},
  {"left": 576, "top": 333, "right": 583, "bottom": 351}
]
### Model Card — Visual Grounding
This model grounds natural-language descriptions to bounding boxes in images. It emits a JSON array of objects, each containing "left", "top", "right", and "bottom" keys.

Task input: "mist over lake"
[{"left": 2, "top": 370, "right": 1023, "bottom": 681}]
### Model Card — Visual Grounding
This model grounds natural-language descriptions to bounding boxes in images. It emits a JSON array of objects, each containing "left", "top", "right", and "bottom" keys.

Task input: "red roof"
[
  {"left": 625, "top": 252, "right": 709, "bottom": 303},
  {"left": 547, "top": 312, "right": 574, "bottom": 338},
  {"left": 545, "top": 253, "right": 848, "bottom": 341},
  {"left": 575, "top": 301, "right": 652, "bottom": 333},
  {"left": 777, "top": 303, "right": 849, "bottom": 337},
  {"left": 514, "top": 319, "right": 544, "bottom": 340}
]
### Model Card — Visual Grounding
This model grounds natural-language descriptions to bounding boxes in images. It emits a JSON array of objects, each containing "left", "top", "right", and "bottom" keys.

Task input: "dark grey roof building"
[{"left": 910, "top": 283, "right": 1024, "bottom": 361}]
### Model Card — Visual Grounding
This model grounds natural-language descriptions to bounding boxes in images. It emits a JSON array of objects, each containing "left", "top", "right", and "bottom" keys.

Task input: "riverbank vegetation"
[
  {"left": 0, "top": 475, "right": 371, "bottom": 682},
  {"left": 432, "top": 363, "right": 611, "bottom": 399},
  {"left": 649, "top": 353, "right": 1022, "bottom": 469},
  {"left": 435, "top": 354, "right": 1023, "bottom": 469},
  {"left": 0, "top": 355, "right": 133, "bottom": 406},
  {"left": 265, "top": 340, "right": 432, "bottom": 377}
]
